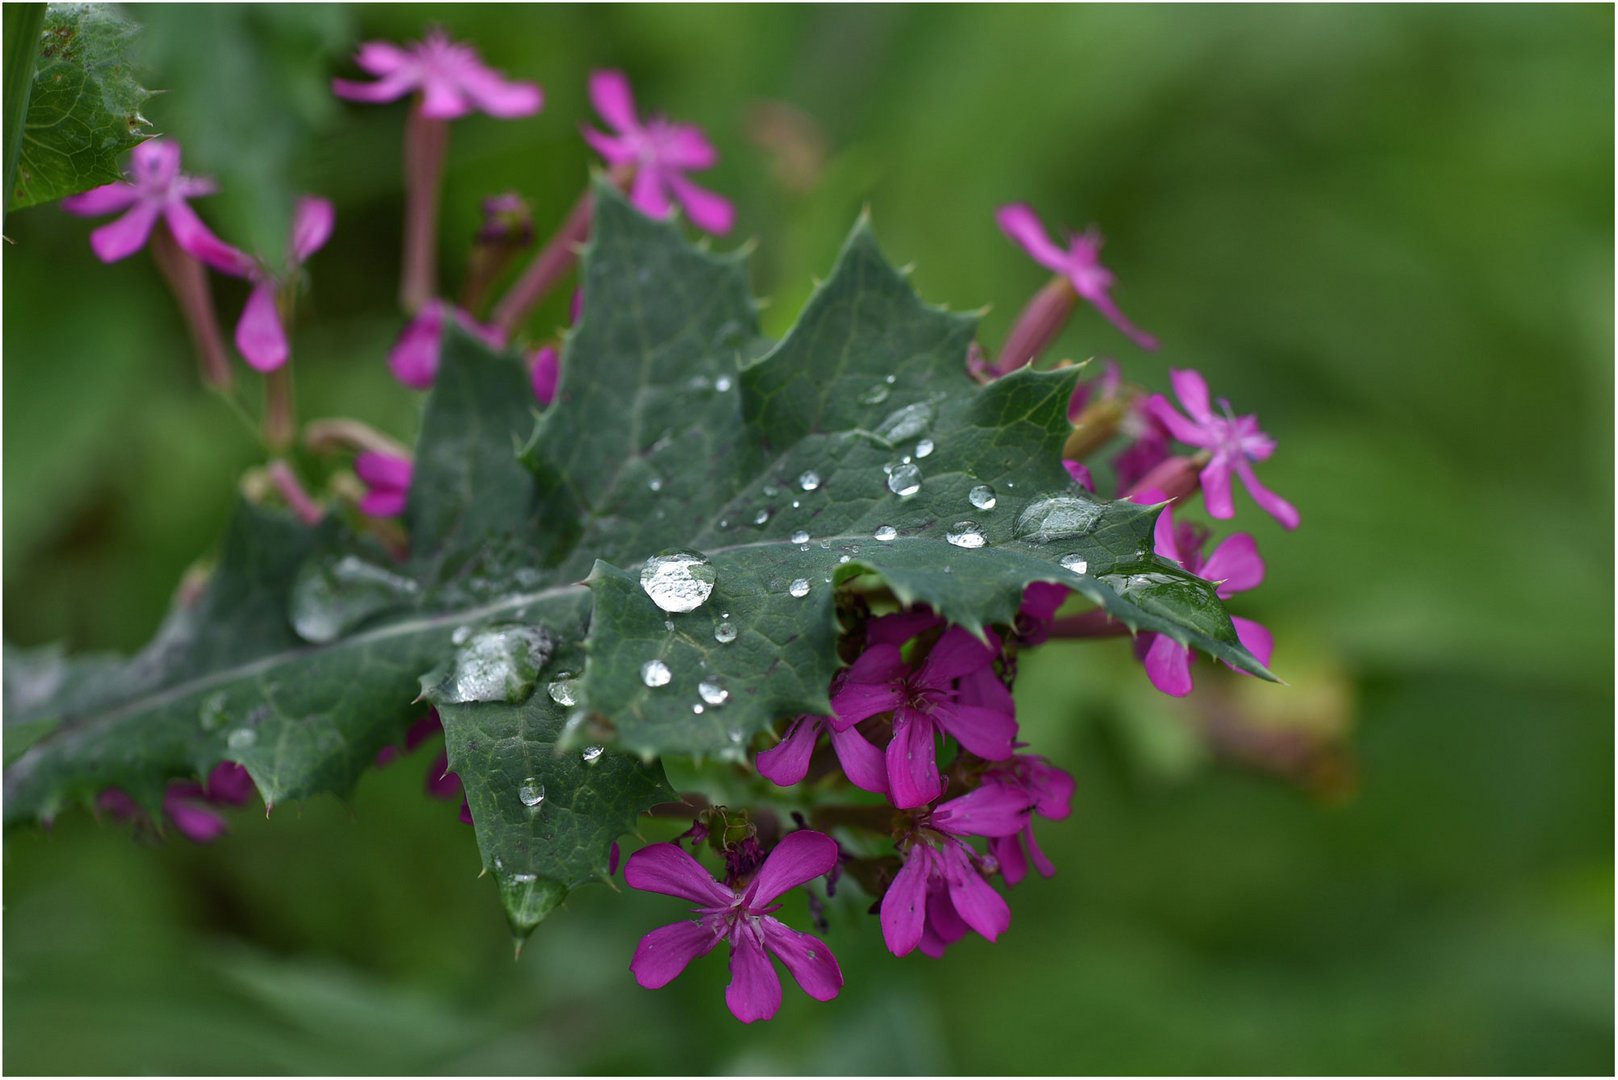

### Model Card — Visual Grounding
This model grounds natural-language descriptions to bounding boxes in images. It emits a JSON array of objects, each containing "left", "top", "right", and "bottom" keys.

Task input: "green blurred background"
[{"left": 4, "top": 4, "right": 1612, "bottom": 1073}]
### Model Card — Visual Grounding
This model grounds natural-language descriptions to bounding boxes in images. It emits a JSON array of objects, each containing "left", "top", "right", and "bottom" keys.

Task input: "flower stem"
[
  {"left": 489, "top": 165, "right": 633, "bottom": 341},
  {"left": 401, "top": 104, "right": 450, "bottom": 314},
  {"left": 148, "top": 225, "right": 233, "bottom": 391},
  {"left": 303, "top": 417, "right": 410, "bottom": 459},
  {"left": 1062, "top": 396, "right": 1127, "bottom": 461},
  {"left": 1047, "top": 609, "right": 1129, "bottom": 639},
  {"left": 992, "top": 273, "right": 1076, "bottom": 377},
  {"left": 264, "top": 366, "right": 295, "bottom": 453},
  {"left": 265, "top": 459, "right": 322, "bottom": 524}
]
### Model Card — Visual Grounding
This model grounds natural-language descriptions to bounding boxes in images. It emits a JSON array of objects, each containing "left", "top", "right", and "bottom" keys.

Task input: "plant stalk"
[
  {"left": 148, "top": 225, "right": 234, "bottom": 391},
  {"left": 400, "top": 104, "right": 449, "bottom": 314}
]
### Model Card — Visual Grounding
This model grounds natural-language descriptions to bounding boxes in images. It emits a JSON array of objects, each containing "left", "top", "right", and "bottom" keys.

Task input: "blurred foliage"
[{"left": 3, "top": 3, "right": 1612, "bottom": 1074}]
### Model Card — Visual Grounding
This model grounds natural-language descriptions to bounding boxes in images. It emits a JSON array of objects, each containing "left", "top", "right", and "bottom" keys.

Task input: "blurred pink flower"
[
  {"left": 332, "top": 30, "right": 542, "bottom": 119},
  {"left": 997, "top": 203, "right": 1157, "bottom": 351}
]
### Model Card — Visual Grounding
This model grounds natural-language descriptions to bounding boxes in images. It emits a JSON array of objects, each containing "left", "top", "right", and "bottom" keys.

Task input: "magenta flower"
[
  {"left": 355, "top": 451, "right": 412, "bottom": 518},
  {"left": 197, "top": 197, "right": 335, "bottom": 371},
  {"left": 388, "top": 300, "right": 505, "bottom": 389},
  {"left": 1063, "top": 459, "right": 1095, "bottom": 492},
  {"left": 584, "top": 70, "right": 734, "bottom": 234},
  {"left": 981, "top": 754, "right": 1074, "bottom": 886},
  {"left": 832, "top": 628, "right": 1018, "bottom": 809},
  {"left": 1132, "top": 498, "right": 1273, "bottom": 697},
  {"left": 756, "top": 710, "right": 889, "bottom": 795},
  {"left": 997, "top": 204, "right": 1158, "bottom": 351},
  {"left": 60, "top": 139, "right": 226, "bottom": 263},
  {"left": 880, "top": 785, "right": 1032, "bottom": 957},
  {"left": 1114, "top": 401, "right": 1173, "bottom": 496},
  {"left": 1014, "top": 583, "right": 1070, "bottom": 647},
  {"left": 626, "top": 831, "right": 843, "bottom": 1023},
  {"left": 529, "top": 344, "right": 559, "bottom": 404},
  {"left": 1147, "top": 369, "right": 1299, "bottom": 528},
  {"left": 331, "top": 31, "right": 542, "bottom": 119},
  {"left": 98, "top": 762, "right": 255, "bottom": 844}
]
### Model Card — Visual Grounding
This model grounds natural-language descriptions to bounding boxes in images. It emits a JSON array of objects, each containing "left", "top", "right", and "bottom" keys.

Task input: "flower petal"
[
  {"left": 1201, "top": 532, "right": 1264, "bottom": 596},
  {"left": 992, "top": 833, "right": 1028, "bottom": 887},
  {"left": 755, "top": 715, "right": 820, "bottom": 787},
  {"left": 419, "top": 75, "right": 472, "bottom": 120},
  {"left": 1024, "top": 822, "right": 1057, "bottom": 878},
  {"left": 1169, "top": 368, "right": 1214, "bottom": 423},
  {"left": 88, "top": 201, "right": 161, "bottom": 262},
  {"left": 866, "top": 608, "right": 940, "bottom": 647},
  {"left": 827, "top": 722, "right": 889, "bottom": 795},
  {"left": 388, "top": 302, "right": 446, "bottom": 389},
  {"left": 1145, "top": 394, "right": 1213, "bottom": 448},
  {"left": 164, "top": 796, "right": 228, "bottom": 843},
  {"left": 1143, "top": 633, "right": 1194, "bottom": 697},
  {"left": 724, "top": 928, "right": 782, "bottom": 1024},
  {"left": 1232, "top": 457, "right": 1300, "bottom": 530},
  {"left": 332, "top": 70, "right": 418, "bottom": 104},
  {"left": 457, "top": 67, "right": 543, "bottom": 118},
  {"left": 1230, "top": 615, "right": 1274, "bottom": 669},
  {"left": 581, "top": 125, "right": 635, "bottom": 167},
  {"left": 660, "top": 123, "right": 718, "bottom": 169},
  {"left": 424, "top": 750, "right": 461, "bottom": 799},
  {"left": 292, "top": 197, "right": 335, "bottom": 262},
  {"left": 917, "top": 626, "right": 994, "bottom": 686},
  {"left": 747, "top": 830, "right": 839, "bottom": 907},
  {"left": 1063, "top": 459, "right": 1095, "bottom": 491},
  {"left": 235, "top": 279, "right": 289, "bottom": 371},
  {"left": 589, "top": 69, "right": 640, "bottom": 134},
  {"left": 933, "top": 701, "right": 1017, "bottom": 763},
  {"left": 354, "top": 451, "right": 413, "bottom": 490},
  {"left": 359, "top": 490, "right": 407, "bottom": 517},
  {"left": 930, "top": 783, "right": 1031, "bottom": 839},
  {"left": 354, "top": 41, "right": 412, "bottom": 76},
  {"left": 665, "top": 173, "right": 734, "bottom": 234},
  {"left": 529, "top": 344, "right": 559, "bottom": 404},
  {"left": 130, "top": 139, "right": 182, "bottom": 185},
  {"left": 204, "top": 762, "right": 255, "bottom": 805},
  {"left": 60, "top": 181, "right": 138, "bottom": 216},
  {"left": 1153, "top": 502, "right": 1184, "bottom": 565},
  {"left": 623, "top": 842, "right": 732, "bottom": 906},
  {"left": 886, "top": 711, "right": 941, "bottom": 810},
  {"left": 628, "top": 167, "right": 672, "bottom": 219},
  {"left": 879, "top": 847, "right": 931, "bottom": 956},
  {"left": 939, "top": 843, "right": 1011, "bottom": 942},
  {"left": 828, "top": 643, "right": 906, "bottom": 727},
  {"left": 630, "top": 919, "right": 720, "bottom": 989},
  {"left": 1086, "top": 290, "right": 1158, "bottom": 351},
  {"left": 996, "top": 203, "right": 1069, "bottom": 274},
  {"left": 760, "top": 917, "right": 842, "bottom": 1002},
  {"left": 161, "top": 199, "right": 229, "bottom": 263}
]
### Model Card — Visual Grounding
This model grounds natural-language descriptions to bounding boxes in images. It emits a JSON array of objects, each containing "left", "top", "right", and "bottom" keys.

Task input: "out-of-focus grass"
[{"left": 4, "top": 5, "right": 1611, "bottom": 1074}]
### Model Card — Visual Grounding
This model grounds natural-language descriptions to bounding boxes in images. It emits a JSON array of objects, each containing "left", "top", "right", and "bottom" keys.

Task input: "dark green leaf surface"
[
  {"left": 4, "top": 183, "right": 1268, "bottom": 934},
  {"left": 10, "top": 4, "right": 150, "bottom": 210}
]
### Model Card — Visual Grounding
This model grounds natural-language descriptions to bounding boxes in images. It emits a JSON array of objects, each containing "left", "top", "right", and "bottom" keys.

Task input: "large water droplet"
[
  {"left": 797, "top": 470, "right": 821, "bottom": 492},
  {"left": 438, "top": 625, "right": 555, "bottom": 704},
  {"left": 698, "top": 679, "right": 730, "bottom": 706},
  {"left": 753, "top": 508, "right": 772, "bottom": 526},
  {"left": 581, "top": 745, "right": 604, "bottom": 764},
  {"left": 1015, "top": 495, "right": 1103, "bottom": 543},
  {"left": 518, "top": 778, "right": 546, "bottom": 807},
  {"left": 547, "top": 673, "right": 580, "bottom": 707},
  {"left": 790, "top": 529, "right": 810, "bottom": 545},
  {"left": 639, "top": 550, "right": 717, "bottom": 613},
  {"left": 947, "top": 522, "right": 986, "bottom": 549},
  {"left": 788, "top": 578, "right": 811, "bottom": 598},
  {"left": 290, "top": 552, "right": 421, "bottom": 644},
  {"left": 874, "top": 401, "right": 933, "bottom": 443},
  {"left": 641, "top": 659, "right": 672, "bottom": 687},
  {"left": 969, "top": 484, "right": 997, "bottom": 510},
  {"left": 887, "top": 463, "right": 922, "bottom": 497},
  {"left": 914, "top": 438, "right": 935, "bottom": 459},
  {"left": 714, "top": 620, "right": 738, "bottom": 644},
  {"left": 874, "top": 525, "right": 898, "bottom": 542},
  {"left": 1060, "top": 553, "right": 1089, "bottom": 575}
]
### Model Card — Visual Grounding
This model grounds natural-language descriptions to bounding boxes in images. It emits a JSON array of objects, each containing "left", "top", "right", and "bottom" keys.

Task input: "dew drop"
[
  {"left": 1015, "top": 495, "right": 1103, "bottom": 542},
  {"left": 199, "top": 692, "right": 228, "bottom": 732},
  {"left": 887, "top": 463, "right": 922, "bottom": 497},
  {"left": 874, "top": 401, "right": 933, "bottom": 443},
  {"left": 692, "top": 703, "right": 705, "bottom": 715},
  {"left": 547, "top": 673, "right": 579, "bottom": 707},
  {"left": 797, "top": 470, "right": 821, "bottom": 492},
  {"left": 727, "top": 728, "right": 745, "bottom": 744},
  {"left": 639, "top": 550, "right": 717, "bottom": 613},
  {"left": 226, "top": 728, "right": 256, "bottom": 751},
  {"left": 874, "top": 525, "right": 898, "bottom": 542},
  {"left": 969, "top": 484, "right": 997, "bottom": 510},
  {"left": 581, "top": 745, "right": 605, "bottom": 764},
  {"left": 518, "top": 778, "right": 546, "bottom": 807},
  {"left": 946, "top": 521, "right": 986, "bottom": 549},
  {"left": 859, "top": 383, "right": 891, "bottom": 405},
  {"left": 790, "top": 529, "right": 810, "bottom": 545},
  {"left": 838, "top": 554, "right": 851, "bottom": 564},
  {"left": 914, "top": 438, "right": 935, "bottom": 459},
  {"left": 788, "top": 578, "right": 811, "bottom": 598},
  {"left": 715, "top": 374, "right": 733, "bottom": 392},
  {"left": 763, "top": 482, "right": 781, "bottom": 498},
  {"left": 698, "top": 679, "right": 730, "bottom": 706},
  {"left": 1060, "top": 553, "right": 1089, "bottom": 575},
  {"left": 648, "top": 477, "right": 664, "bottom": 492},
  {"left": 714, "top": 620, "right": 738, "bottom": 644},
  {"left": 451, "top": 625, "right": 472, "bottom": 645},
  {"left": 641, "top": 659, "right": 672, "bottom": 687},
  {"left": 754, "top": 508, "right": 772, "bottom": 526}
]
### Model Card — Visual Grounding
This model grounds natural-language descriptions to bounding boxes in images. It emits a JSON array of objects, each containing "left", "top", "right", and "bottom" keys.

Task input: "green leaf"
[
  {"left": 9, "top": 4, "right": 151, "bottom": 211},
  {"left": 4, "top": 183, "right": 1270, "bottom": 936},
  {"left": 3, "top": 3, "right": 47, "bottom": 217}
]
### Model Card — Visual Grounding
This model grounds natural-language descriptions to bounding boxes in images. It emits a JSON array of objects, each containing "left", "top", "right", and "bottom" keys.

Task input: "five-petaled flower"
[
  {"left": 981, "top": 754, "right": 1075, "bottom": 885},
  {"left": 832, "top": 627, "right": 1018, "bottom": 809},
  {"left": 626, "top": 831, "right": 843, "bottom": 1023},
  {"left": 997, "top": 203, "right": 1158, "bottom": 351},
  {"left": 60, "top": 139, "right": 229, "bottom": 264},
  {"left": 332, "top": 30, "right": 543, "bottom": 119},
  {"left": 584, "top": 70, "right": 734, "bottom": 234},
  {"left": 1132, "top": 496, "right": 1274, "bottom": 697},
  {"left": 1147, "top": 369, "right": 1299, "bottom": 528},
  {"left": 881, "top": 784, "right": 1033, "bottom": 957}
]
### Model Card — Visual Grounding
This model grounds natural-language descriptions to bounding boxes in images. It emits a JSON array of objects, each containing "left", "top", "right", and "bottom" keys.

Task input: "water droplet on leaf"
[
  {"left": 969, "top": 484, "right": 997, "bottom": 510},
  {"left": 1060, "top": 553, "right": 1089, "bottom": 575},
  {"left": 639, "top": 550, "right": 717, "bottom": 613},
  {"left": 547, "top": 673, "right": 580, "bottom": 707},
  {"left": 227, "top": 728, "right": 256, "bottom": 751},
  {"left": 1015, "top": 495, "right": 1102, "bottom": 543},
  {"left": 914, "top": 438, "right": 935, "bottom": 458},
  {"left": 946, "top": 522, "right": 986, "bottom": 548},
  {"left": 518, "top": 778, "right": 546, "bottom": 807},
  {"left": 887, "top": 463, "right": 922, "bottom": 497},
  {"left": 874, "top": 525, "right": 898, "bottom": 542},
  {"left": 859, "top": 383, "right": 891, "bottom": 405},
  {"left": 874, "top": 401, "right": 933, "bottom": 443},
  {"left": 788, "top": 578, "right": 811, "bottom": 598},
  {"left": 698, "top": 679, "right": 730, "bottom": 706},
  {"left": 581, "top": 745, "right": 604, "bottom": 764},
  {"left": 641, "top": 659, "right": 672, "bottom": 687},
  {"left": 714, "top": 621, "right": 737, "bottom": 644},
  {"left": 790, "top": 529, "right": 810, "bottom": 545}
]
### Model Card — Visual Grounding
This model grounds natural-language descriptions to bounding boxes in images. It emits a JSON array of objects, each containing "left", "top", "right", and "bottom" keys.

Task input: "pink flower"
[
  {"left": 755, "top": 711, "right": 889, "bottom": 795},
  {"left": 831, "top": 628, "right": 1018, "bottom": 809},
  {"left": 626, "top": 831, "right": 843, "bottom": 1023},
  {"left": 584, "top": 70, "right": 733, "bottom": 234},
  {"left": 996, "top": 204, "right": 1158, "bottom": 351},
  {"left": 529, "top": 344, "right": 559, "bottom": 404},
  {"left": 981, "top": 754, "right": 1074, "bottom": 886},
  {"left": 1014, "top": 583, "right": 1070, "bottom": 647},
  {"left": 60, "top": 139, "right": 227, "bottom": 264},
  {"left": 1132, "top": 498, "right": 1274, "bottom": 697},
  {"left": 1114, "top": 401, "right": 1173, "bottom": 496},
  {"left": 355, "top": 451, "right": 412, "bottom": 518},
  {"left": 1063, "top": 460, "right": 1095, "bottom": 492},
  {"left": 198, "top": 197, "right": 335, "bottom": 372},
  {"left": 880, "top": 785, "right": 1032, "bottom": 957},
  {"left": 1146, "top": 369, "right": 1299, "bottom": 528},
  {"left": 387, "top": 300, "right": 505, "bottom": 389},
  {"left": 332, "top": 30, "right": 542, "bottom": 119},
  {"left": 98, "top": 762, "right": 255, "bottom": 844}
]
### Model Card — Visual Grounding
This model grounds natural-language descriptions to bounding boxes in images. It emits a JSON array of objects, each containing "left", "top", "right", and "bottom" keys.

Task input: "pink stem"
[
  {"left": 991, "top": 274, "right": 1077, "bottom": 377},
  {"left": 488, "top": 186, "right": 594, "bottom": 340},
  {"left": 148, "top": 226, "right": 233, "bottom": 391},
  {"left": 266, "top": 460, "right": 323, "bottom": 524},
  {"left": 401, "top": 105, "right": 450, "bottom": 314},
  {"left": 1047, "top": 610, "right": 1129, "bottom": 639}
]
